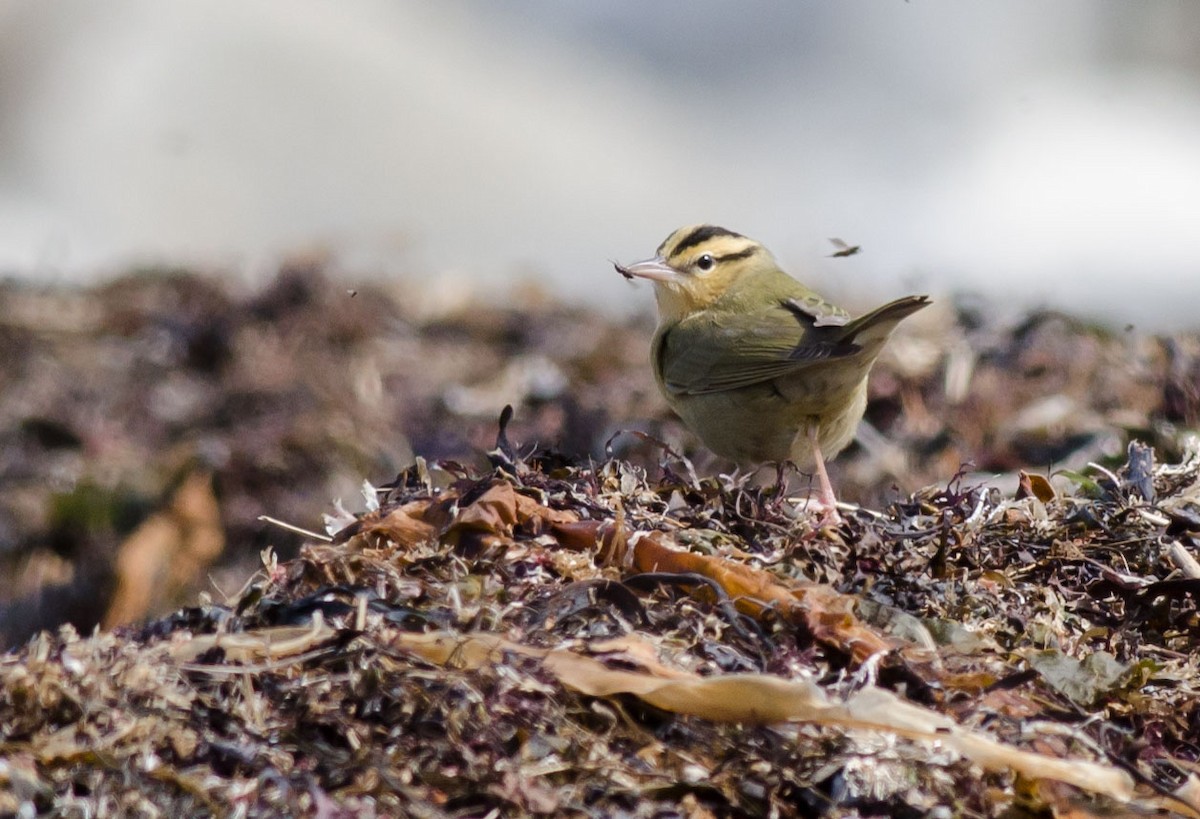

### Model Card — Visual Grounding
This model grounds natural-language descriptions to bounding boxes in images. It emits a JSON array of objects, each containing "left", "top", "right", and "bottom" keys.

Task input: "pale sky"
[{"left": 2, "top": 1, "right": 1199, "bottom": 328}]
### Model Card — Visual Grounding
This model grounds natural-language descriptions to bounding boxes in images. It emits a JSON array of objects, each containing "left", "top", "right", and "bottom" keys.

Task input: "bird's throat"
[{"left": 652, "top": 283, "right": 698, "bottom": 325}]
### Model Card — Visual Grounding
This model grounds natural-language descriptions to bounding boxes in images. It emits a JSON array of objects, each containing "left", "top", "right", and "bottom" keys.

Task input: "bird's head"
[{"left": 615, "top": 225, "right": 772, "bottom": 323}]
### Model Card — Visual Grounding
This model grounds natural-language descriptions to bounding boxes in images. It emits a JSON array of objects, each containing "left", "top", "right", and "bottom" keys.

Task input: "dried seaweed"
[
  {"left": 3, "top": 268, "right": 1200, "bottom": 815},
  {"left": 3, "top": 421, "right": 1200, "bottom": 816}
]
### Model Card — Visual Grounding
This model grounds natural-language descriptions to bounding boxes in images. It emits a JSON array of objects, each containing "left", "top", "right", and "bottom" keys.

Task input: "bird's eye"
[{"left": 695, "top": 254, "right": 715, "bottom": 272}]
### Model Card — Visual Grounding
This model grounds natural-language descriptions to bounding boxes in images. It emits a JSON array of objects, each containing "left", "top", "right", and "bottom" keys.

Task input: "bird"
[{"left": 615, "top": 225, "right": 929, "bottom": 521}]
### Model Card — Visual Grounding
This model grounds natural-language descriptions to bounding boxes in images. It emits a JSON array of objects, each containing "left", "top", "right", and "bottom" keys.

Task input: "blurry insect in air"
[{"left": 827, "top": 238, "right": 861, "bottom": 258}]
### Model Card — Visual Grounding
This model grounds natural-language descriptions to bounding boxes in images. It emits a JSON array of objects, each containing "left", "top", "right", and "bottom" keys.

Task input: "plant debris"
[
  {"left": 2, "top": 266, "right": 1200, "bottom": 815},
  {"left": 1, "top": 414, "right": 1200, "bottom": 814}
]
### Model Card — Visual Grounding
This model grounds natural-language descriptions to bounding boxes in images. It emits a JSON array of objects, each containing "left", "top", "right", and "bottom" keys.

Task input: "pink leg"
[{"left": 807, "top": 426, "right": 844, "bottom": 525}]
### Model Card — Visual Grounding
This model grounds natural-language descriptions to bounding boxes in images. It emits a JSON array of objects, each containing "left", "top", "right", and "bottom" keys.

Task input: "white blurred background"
[{"left": 2, "top": 0, "right": 1199, "bottom": 327}]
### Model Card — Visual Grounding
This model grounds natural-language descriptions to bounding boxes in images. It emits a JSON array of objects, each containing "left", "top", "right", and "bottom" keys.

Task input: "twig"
[{"left": 258, "top": 515, "right": 333, "bottom": 543}]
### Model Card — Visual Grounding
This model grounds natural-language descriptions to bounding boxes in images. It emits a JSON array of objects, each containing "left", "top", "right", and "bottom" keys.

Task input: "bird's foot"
[{"left": 788, "top": 495, "right": 845, "bottom": 528}]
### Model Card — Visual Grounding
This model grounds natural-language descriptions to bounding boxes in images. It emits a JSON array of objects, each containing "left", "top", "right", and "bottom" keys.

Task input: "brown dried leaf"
[
  {"left": 514, "top": 492, "right": 579, "bottom": 532},
  {"left": 1017, "top": 470, "right": 1058, "bottom": 503},
  {"left": 104, "top": 471, "right": 224, "bottom": 628},
  {"left": 361, "top": 500, "right": 439, "bottom": 548},
  {"left": 454, "top": 482, "right": 519, "bottom": 535},
  {"left": 547, "top": 519, "right": 602, "bottom": 551},
  {"left": 630, "top": 530, "right": 892, "bottom": 662}
]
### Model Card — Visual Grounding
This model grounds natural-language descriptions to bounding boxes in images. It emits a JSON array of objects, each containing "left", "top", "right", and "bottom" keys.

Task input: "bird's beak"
[{"left": 614, "top": 256, "right": 680, "bottom": 283}]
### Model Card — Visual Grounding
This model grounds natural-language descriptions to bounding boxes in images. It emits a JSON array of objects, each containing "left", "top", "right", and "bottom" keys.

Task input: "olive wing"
[{"left": 657, "top": 305, "right": 860, "bottom": 396}]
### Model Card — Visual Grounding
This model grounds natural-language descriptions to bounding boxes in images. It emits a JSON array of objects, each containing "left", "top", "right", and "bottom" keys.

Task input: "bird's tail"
[{"left": 839, "top": 295, "right": 931, "bottom": 347}]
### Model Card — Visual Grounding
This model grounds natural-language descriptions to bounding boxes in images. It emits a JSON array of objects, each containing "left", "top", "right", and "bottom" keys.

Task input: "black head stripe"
[
  {"left": 715, "top": 247, "right": 757, "bottom": 263},
  {"left": 669, "top": 225, "right": 743, "bottom": 256}
]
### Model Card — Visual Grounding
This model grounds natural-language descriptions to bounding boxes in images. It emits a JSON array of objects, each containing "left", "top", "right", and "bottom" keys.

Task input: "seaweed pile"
[
  {"left": 2, "top": 410, "right": 1199, "bottom": 815},
  {"left": 3, "top": 265, "right": 1196, "bottom": 651},
  {"left": 2, "top": 266, "right": 1200, "bottom": 815}
]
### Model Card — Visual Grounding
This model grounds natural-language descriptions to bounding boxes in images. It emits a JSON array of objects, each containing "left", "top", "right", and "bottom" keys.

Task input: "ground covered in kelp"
[{"left": 1, "top": 266, "right": 1200, "bottom": 815}]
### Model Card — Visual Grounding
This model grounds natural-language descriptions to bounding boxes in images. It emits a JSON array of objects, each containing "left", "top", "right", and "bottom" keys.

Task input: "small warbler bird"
[{"left": 616, "top": 225, "right": 929, "bottom": 516}]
